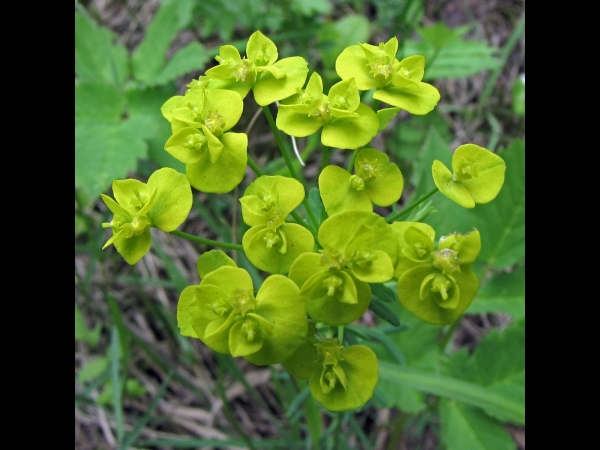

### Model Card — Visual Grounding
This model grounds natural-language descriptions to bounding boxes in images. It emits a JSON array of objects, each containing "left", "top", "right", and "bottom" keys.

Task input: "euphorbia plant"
[{"left": 99, "top": 30, "right": 506, "bottom": 414}]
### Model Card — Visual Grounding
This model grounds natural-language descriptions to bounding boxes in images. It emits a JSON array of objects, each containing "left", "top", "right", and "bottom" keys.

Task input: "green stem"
[
  {"left": 337, "top": 326, "right": 344, "bottom": 344},
  {"left": 302, "top": 198, "right": 320, "bottom": 232},
  {"left": 247, "top": 154, "right": 264, "bottom": 176},
  {"left": 322, "top": 146, "right": 330, "bottom": 170},
  {"left": 347, "top": 148, "right": 360, "bottom": 172},
  {"left": 169, "top": 230, "right": 243, "bottom": 251},
  {"left": 439, "top": 316, "right": 462, "bottom": 353},
  {"left": 262, "top": 105, "right": 299, "bottom": 180},
  {"left": 480, "top": 12, "right": 525, "bottom": 107},
  {"left": 261, "top": 105, "right": 320, "bottom": 235},
  {"left": 385, "top": 188, "right": 439, "bottom": 223},
  {"left": 290, "top": 210, "right": 318, "bottom": 239},
  {"left": 372, "top": 99, "right": 381, "bottom": 112}
]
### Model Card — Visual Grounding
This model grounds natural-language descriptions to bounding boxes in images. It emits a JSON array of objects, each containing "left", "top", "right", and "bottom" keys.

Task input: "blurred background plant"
[{"left": 75, "top": 0, "right": 524, "bottom": 448}]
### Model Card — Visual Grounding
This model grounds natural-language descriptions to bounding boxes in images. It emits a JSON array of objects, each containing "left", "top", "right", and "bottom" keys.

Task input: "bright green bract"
[
  {"left": 277, "top": 72, "right": 379, "bottom": 149},
  {"left": 101, "top": 168, "right": 192, "bottom": 265},
  {"left": 394, "top": 225, "right": 481, "bottom": 325},
  {"left": 432, "top": 144, "right": 506, "bottom": 208},
  {"left": 335, "top": 37, "right": 440, "bottom": 115},
  {"left": 204, "top": 30, "right": 309, "bottom": 106},
  {"left": 179, "top": 266, "right": 307, "bottom": 365},
  {"left": 308, "top": 339, "right": 379, "bottom": 412},
  {"left": 289, "top": 211, "right": 398, "bottom": 325},
  {"left": 162, "top": 88, "right": 248, "bottom": 193},
  {"left": 240, "top": 176, "right": 315, "bottom": 274},
  {"left": 319, "top": 148, "right": 404, "bottom": 216}
]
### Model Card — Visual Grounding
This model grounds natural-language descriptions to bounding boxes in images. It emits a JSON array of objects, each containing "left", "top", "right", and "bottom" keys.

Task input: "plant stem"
[
  {"left": 385, "top": 188, "right": 439, "bottom": 223},
  {"left": 261, "top": 105, "right": 320, "bottom": 234},
  {"left": 439, "top": 316, "right": 462, "bottom": 353},
  {"left": 261, "top": 105, "right": 299, "bottom": 180},
  {"left": 322, "top": 146, "right": 330, "bottom": 170},
  {"left": 337, "top": 326, "right": 344, "bottom": 344},
  {"left": 347, "top": 148, "right": 360, "bottom": 172},
  {"left": 247, "top": 154, "right": 264, "bottom": 176},
  {"left": 169, "top": 230, "right": 243, "bottom": 251},
  {"left": 372, "top": 99, "right": 381, "bottom": 112}
]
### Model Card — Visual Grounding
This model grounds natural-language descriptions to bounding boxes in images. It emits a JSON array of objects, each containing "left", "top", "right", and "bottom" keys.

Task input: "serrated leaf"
[
  {"left": 149, "top": 42, "right": 211, "bottom": 86},
  {"left": 467, "top": 265, "right": 524, "bottom": 319},
  {"left": 131, "top": 0, "right": 182, "bottom": 82},
  {"left": 75, "top": 12, "right": 128, "bottom": 85},
  {"left": 402, "top": 38, "right": 500, "bottom": 80},
  {"left": 440, "top": 400, "right": 516, "bottom": 450},
  {"left": 445, "top": 320, "right": 525, "bottom": 424},
  {"left": 411, "top": 124, "right": 452, "bottom": 197},
  {"left": 75, "top": 81, "right": 126, "bottom": 119},
  {"left": 75, "top": 115, "right": 155, "bottom": 206},
  {"left": 126, "top": 86, "right": 186, "bottom": 172}
]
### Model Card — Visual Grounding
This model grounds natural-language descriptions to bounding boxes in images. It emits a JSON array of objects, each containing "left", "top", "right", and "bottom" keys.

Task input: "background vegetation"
[{"left": 75, "top": 0, "right": 525, "bottom": 448}]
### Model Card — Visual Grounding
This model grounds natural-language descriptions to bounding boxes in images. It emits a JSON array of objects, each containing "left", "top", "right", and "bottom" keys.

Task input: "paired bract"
[{"left": 101, "top": 168, "right": 192, "bottom": 264}]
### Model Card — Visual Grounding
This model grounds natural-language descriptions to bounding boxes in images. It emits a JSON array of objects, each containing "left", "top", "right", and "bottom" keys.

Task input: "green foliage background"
[{"left": 75, "top": 1, "right": 524, "bottom": 448}]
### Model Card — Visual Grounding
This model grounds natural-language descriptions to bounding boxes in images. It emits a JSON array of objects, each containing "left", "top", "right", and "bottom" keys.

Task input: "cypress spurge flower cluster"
[{"left": 98, "top": 29, "right": 508, "bottom": 414}]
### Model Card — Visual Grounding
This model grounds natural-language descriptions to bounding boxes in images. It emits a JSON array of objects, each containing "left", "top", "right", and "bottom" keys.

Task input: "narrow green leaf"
[
  {"left": 368, "top": 297, "right": 401, "bottom": 326},
  {"left": 371, "top": 283, "right": 397, "bottom": 303},
  {"left": 120, "top": 371, "right": 174, "bottom": 450},
  {"left": 378, "top": 362, "right": 524, "bottom": 424},
  {"left": 136, "top": 438, "right": 289, "bottom": 448},
  {"left": 362, "top": 327, "right": 406, "bottom": 365},
  {"left": 109, "top": 326, "right": 124, "bottom": 443}
]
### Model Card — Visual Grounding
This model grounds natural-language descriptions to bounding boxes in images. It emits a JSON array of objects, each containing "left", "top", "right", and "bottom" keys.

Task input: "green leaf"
[
  {"left": 290, "top": 0, "right": 332, "bottom": 16},
  {"left": 126, "top": 86, "right": 186, "bottom": 172},
  {"left": 467, "top": 265, "right": 524, "bottom": 319},
  {"left": 131, "top": 0, "right": 182, "bottom": 82},
  {"left": 378, "top": 362, "right": 524, "bottom": 424},
  {"left": 318, "top": 15, "right": 370, "bottom": 69},
  {"left": 440, "top": 400, "right": 516, "bottom": 450},
  {"left": 75, "top": 304, "right": 102, "bottom": 347},
  {"left": 75, "top": 82, "right": 126, "bottom": 119},
  {"left": 512, "top": 75, "right": 525, "bottom": 116},
  {"left": 78, "top": 357, "right": 109, "bottom": 383},
  {"left": 149, "top": 42, "right": 211, "bottom": 86},
  {"left": 368, "top": 297, "right": 400, "bottom": 326},
  {"left": 445, "top": 320, "right": 525, "bottom": 424},
  {"left": 402, "top": 36, "right": 500, "bottom": 80},
  {"left": 75, "top": 115, "right": 154, "bottom": 205},
  {"left": 75, "top": 12, "right": 128, "bottom": 85},
  {"left": 411, "top": 125, "right": 452, "bottom": 198},
  {"left": 371, "top": 283, "right": 397, "bottom": 303}
]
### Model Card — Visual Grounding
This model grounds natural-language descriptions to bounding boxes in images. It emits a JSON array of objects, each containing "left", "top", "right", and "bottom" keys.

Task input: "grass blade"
[
  {"left": 120, "top": 370, "right": 174, "bottom": 449},
  {"left": 378, "top": 362, "right": 525, "bottom": 424}
]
